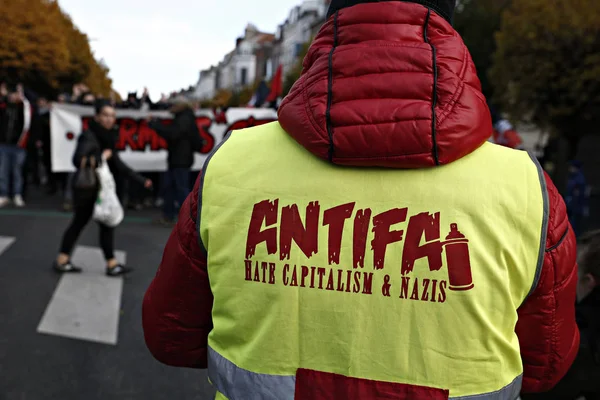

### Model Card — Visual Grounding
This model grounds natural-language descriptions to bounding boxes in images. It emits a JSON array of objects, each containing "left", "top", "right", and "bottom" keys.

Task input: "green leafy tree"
[
  {"left": 227, "top": 90, "right": 241, "bottom": 107},
  {"left": 491, "top": 0, "right": 600, "bottom": 148},
  {"left": 238, "top": 80, "right": 260, "bottom": 106},
  {"left": 282, "top": 41, "right": 311, "bottom": 97},
  {"left": 85, "top": 60, "right": 113, "bottom": 97},
  {"left": 453, "top": 0, "right": 510, "bottom": 100},
  {"left": 491, "top": 0, "right": 600, "bottom": 192},
  {"left": 213, "top": 89, "right": 233, "bottom": 107}
]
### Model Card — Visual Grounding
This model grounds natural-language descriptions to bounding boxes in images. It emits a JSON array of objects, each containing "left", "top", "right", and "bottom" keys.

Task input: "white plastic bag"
[{"left": 93, "top": 161, "right": 124, "bottom": 227}]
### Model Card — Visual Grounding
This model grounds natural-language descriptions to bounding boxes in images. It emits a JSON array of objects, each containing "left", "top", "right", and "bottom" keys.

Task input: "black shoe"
[
  {"left": 53, "top": 261, "right": 82, "bottom": 273},
  {"left": 106, "top": 264, "right": 132, "bottom": 277}
]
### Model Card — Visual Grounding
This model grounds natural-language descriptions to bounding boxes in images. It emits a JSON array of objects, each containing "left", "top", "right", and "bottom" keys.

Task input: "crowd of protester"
[
  {"left": 3, "top": 78, "right": 599, "bottom": 398},
  {"left": 0, "top": 81, "right": 199, "bottom": 226},
  {"left": 0, "top": 80, "right": 593, "bottom": 235}
]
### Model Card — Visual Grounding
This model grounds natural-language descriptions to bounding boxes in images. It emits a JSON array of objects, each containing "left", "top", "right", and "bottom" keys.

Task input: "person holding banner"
[
  {"left": 148, "top": 97, "right": 197, "bottom": 225},
  {"left": 54, "top": 100, "right": 152, "bottom": 276},
  {"left": 0, "top": 85, "right": 27, "bottom": 208}
]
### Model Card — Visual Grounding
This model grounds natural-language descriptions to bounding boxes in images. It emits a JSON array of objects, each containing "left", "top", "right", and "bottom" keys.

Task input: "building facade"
[
  {"left": 192, "top": 0, "right": 330, "bottom": 101},
  {"left": 194, "top": 66, "right": 218, "bottom": 100}
]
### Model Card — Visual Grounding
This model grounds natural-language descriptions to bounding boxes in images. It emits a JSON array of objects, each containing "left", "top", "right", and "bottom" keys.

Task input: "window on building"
[
  {"left": 240, "top": 68, "right": 248, "bottom": 86},
  {"left": 294, "top": 43, "right": 303, "bottom": 58},
  {"left": 266, "top": 60, "right": 273, "bottom": 80},
  {"left": 215, "top": 71, "right": 221, "bottom": 90}
]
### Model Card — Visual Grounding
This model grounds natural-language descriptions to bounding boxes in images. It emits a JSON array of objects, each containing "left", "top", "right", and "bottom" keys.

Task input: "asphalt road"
[{"left": 0, "top": 193, "right": 216, "bottom": 400}]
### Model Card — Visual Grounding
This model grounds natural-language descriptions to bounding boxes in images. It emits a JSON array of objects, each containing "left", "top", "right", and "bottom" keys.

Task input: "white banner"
[{"left": 50, "top": 103, "right": 277, "bottom": 172}]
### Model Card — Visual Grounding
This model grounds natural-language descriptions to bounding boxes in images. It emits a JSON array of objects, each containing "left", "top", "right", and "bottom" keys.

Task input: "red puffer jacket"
[{"left": 143, "top": 1, "right": 579, "bottom": 393}]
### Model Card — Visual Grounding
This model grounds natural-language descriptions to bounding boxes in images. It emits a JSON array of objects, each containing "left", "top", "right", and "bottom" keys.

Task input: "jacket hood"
[
  {"left": 327, "top": 0, "right": 456, "bottom": 24},
  {"left": 278, "top": 1, "right": 492, "bottom": 168}
]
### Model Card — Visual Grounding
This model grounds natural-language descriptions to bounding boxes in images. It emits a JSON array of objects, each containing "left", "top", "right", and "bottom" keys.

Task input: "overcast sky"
[{"left": 58, "top": 0, "right": 302, "bottom": 99}]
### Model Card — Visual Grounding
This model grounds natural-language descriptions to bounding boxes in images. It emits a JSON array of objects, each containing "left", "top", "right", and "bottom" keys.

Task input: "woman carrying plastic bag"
[
  {"left": 52, "top": 100, "right": 152, "bottom": 276},
  {"left": 94, "top": 156, "right": 124, "bottom": 228}
]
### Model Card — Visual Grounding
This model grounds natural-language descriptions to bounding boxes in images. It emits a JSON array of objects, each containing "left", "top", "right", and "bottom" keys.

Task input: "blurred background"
[{"left": 0, "top": 0, "right": 599, "bottom": 399}]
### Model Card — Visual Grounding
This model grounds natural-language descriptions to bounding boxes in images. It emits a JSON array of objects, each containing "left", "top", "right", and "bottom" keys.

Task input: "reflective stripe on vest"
[
  {"left": 199, "top": 122, "right": 547, "bottom": 398},
  {"left": 208, "top": 346, "right": 523, "bottom": 400}
]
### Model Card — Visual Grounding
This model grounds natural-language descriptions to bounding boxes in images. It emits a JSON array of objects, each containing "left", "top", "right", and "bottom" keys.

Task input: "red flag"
[{"left": 265, "top": 64, "right": 283, "bottom": 103}]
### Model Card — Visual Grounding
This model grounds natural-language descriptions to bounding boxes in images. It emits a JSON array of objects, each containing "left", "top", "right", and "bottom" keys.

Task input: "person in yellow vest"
[{"left": 142, "top": 0, "right": 580, "bottom": 398}]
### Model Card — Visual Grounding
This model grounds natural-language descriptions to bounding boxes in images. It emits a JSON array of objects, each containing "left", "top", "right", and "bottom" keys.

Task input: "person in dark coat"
[
  {"left": 54, "top": 100, "right": 152, "bottom": 276},
  {"left": 29, "top": 97, "right": 53, "bottom": 191},
  {"left": 0, "top": 86, "right": 26, "bottom": 207},
  {"left": 565, "top": 160, "right": 589, "bottom": 237},
  {"left": 522, "top": 231, "right": 600, "bottom": 400},
  {"left": 148, "top": 97, "right": 195, "bottom": 224}
]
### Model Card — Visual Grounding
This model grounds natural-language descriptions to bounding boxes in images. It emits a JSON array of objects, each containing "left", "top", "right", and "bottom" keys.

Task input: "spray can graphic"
[{"left": 444, "top": 223, "right": 474, "bottom": 291}]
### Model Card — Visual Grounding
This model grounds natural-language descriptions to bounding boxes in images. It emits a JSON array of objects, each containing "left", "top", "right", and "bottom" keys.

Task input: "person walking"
[
  {"left": 148, "top": 97, "right": 196, "bottom": 225},
  {"left": 143, "top": 1, "right": 579, "bottom": 398},
  {"left": 0, "top": 86, "right": 27, "bottom": 207},
  {"left": 54, "top": 100, "right": 151, "bottom": 276}
]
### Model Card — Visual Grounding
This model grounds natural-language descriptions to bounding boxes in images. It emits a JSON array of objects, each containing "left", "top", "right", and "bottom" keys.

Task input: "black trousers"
[{"left": 59, "top": 192, "right": 115, "bottom": 260}]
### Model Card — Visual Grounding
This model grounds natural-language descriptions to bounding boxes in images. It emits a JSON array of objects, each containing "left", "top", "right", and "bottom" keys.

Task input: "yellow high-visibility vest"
[{"left": 198, "top": 121, "right": 548, "bottom": 399}]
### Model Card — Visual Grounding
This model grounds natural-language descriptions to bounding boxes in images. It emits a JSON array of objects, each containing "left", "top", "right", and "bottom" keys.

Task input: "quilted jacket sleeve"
[
  {"left": 142, "top": 175, "right": 213, "bottom": 368},
  {"left": 516, "top": 171, "right": 580, "bottom": 392}
]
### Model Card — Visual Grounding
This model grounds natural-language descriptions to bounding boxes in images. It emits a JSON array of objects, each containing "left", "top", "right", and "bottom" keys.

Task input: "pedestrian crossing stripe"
[
  {"left": 37, "top": 246, "right": 126, "bottom": 345},
  {"left": 0, "top": 236, "right": 15, "bottom": 256}
]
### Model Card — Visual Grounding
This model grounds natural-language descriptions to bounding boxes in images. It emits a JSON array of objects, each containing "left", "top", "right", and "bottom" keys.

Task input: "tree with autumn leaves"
[
  {"left": 453, "top": 0, "right": 510, "bottom": 100},
  {"left": 0, "top": 0, "right": 113, "bottom": 97},
  {"left": 491, "top": 0, "right": 600, "bottom": 152}
]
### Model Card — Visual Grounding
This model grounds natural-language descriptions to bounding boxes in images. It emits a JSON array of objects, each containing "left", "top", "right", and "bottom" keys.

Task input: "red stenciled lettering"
[
  {"left": 317, "top": 267, "right": 326, "bottom": 289},
  {"left": 371, "top": 208, "right": 408, "bottom": 270},
  {"left": 421, "top": 278, "right": 431, "bottom": 301},
  {"left": 213, "top": 110, "right": 227, "bottom": 124},
  {"left": 116, "top": 118, "right": 138, "bottom": 150},
  {"left": 283, "top": 264, "right": 290, "bottom": 285},
  {"left": 195, "top": 116, "right": 215, "bottom": 153},
  {"left": 253, "top": 263, "right": 260, "bottom": 282},
  {"left": 300, "top": 265, "right": 310, "bottom": 287},
  {"left": 323, "top": 202, "right": 355, "bottom": 265},
  {"left": 260, "top": 261, "right": 268, "bottom": 283},
  {"left": 245, "top": 199, "right": 279, "bottom": 259},
  {"left": 362, "top": 273, "right": 373, "bottom": 295},
  {"left": 225, "top": 117, "right": 274, "bottom": 132},
  {"left": 401, "top": 212, "right": 443, "bottom": 275},
  {"left": 137, "top": 120, "right": 167, "bottom": 151},
  {"left": 430, "top": 279, "right": 438, "bottom": 303},
  {"left": 269, "top": 263, "right": 276, "bottom": 284},
  {"left": 353, "top": 209, "right": 371, "bottom": 268},
  {"left": 290, "top": 265, "right": 298, "bottom": 286},
  {"left": 410, "top": 278, "right": 420, "bottom": 300},
  {"left": 336, "top": 270, "right": 345, "bottom": 292},
  {"left": 326, "top": 270, "right": 335, "bottom": 291},
  {"left": 345, "top": 270, "right": 352, "bottom": 292},
  {"left": 280, "top": 202, "right": 320, "bottom": 260},
  {"left": 244, "top": 260, "right": 252, "bottom": 281},
  {"left": 438, "top": 280, "right": 447, "bottom": 303},
  {"left": 400, "top": 276, "right": 410, "bottom": 299},
  {"left": 353, "top": 271, "right": 361, "bottom": 293}
]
